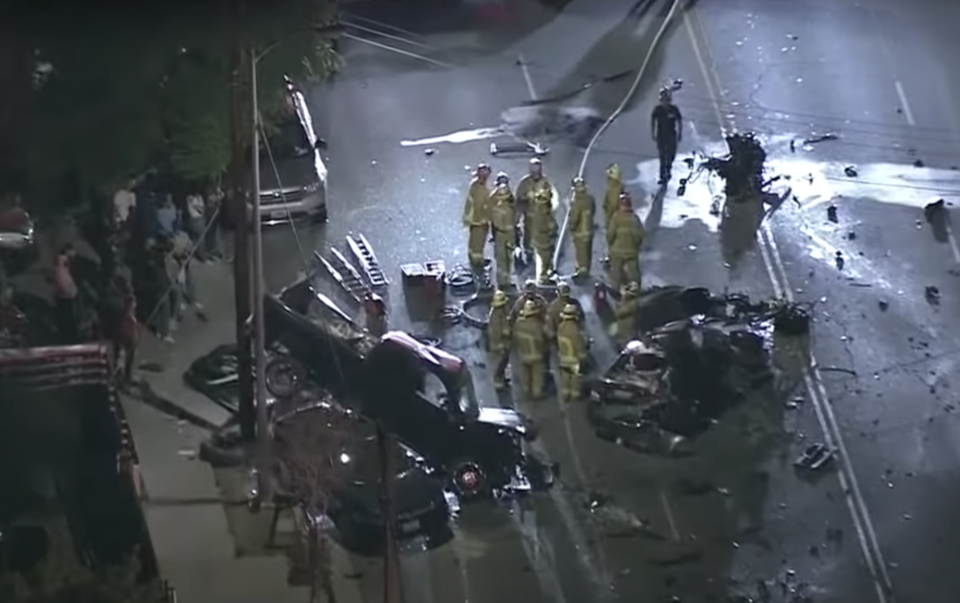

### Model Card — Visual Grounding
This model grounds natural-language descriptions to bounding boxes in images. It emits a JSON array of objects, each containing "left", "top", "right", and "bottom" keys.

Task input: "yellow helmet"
[
  {"left": 622, "top": 281, "right": 640, "bottom": 296},
  {"left": 606, "top": 164, "right": 620, "bottom": 180},
  {"left": 523, "top": 279, "right": 537, "bottom": 293},
  {"left": 476, "top": 163, "right": 491, "bottom": 177},
  {"left": 492, "top": 290, "right": 508, "bottom": 307},
  {"left": 572, "top": 177, "right": 586, "bottom": 192},
  {"left": 495, "top": 171, "right": 510, "bottom": 185},
  {"left": 618, "top": 191, "right": 633, "bottom": 208},
  {"left": 557, "top": 282, "right": 571, "bottom": 296},
  {"left": 560, "top": 304, "right": 579, "bottom": 319},
  {"left": 520, "top": 300, "right": 539, "bottom": 317}
]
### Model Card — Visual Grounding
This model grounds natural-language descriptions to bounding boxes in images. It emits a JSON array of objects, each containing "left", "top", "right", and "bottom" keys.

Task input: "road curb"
[{"left": 135, "top": 379, "right": 221, "bottom": 432}]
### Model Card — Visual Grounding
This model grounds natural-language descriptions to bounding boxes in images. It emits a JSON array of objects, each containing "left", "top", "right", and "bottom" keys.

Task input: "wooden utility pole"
[
  {"left": 377, "top": 426, "right": 402, "bottom": 603},
  {"left": 229, "top": 0, "right": 255, "bottom": 441}
]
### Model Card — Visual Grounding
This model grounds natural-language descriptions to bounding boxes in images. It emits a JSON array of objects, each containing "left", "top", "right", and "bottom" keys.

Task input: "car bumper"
[
  {"left": 258, "top": 191, "right": 327, "bottom": 225},
  {"left": 331, "top": 502, "right": 454, "bottom": 557}
]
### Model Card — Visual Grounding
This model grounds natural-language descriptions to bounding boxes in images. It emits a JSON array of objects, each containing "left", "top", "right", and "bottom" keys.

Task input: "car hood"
[
  {"left": 476, "top": 407, "right": 527, "bottom": 433},
  {"left": 259, "top": 154, "right": 317, "bottom": 193}
]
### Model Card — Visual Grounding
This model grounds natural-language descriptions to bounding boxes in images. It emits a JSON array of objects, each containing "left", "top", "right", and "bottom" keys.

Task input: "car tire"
[
  {"left": 265, "top": 357, "right": 306, "bottom": 398},
  {"left": 449, "top": 459, "right": 488, "bottom": 499}
]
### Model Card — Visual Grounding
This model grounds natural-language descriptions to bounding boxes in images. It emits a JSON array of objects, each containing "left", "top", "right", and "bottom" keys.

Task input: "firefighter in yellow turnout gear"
[
  {"left": 545, "top": 282, "right": 584, "bottom": 340},
  {"left": 515, "top": 158, "right": 552, "bottom": 253},
  {"left": 510, "top": 280, "right": 547, "bottom": 323},
  {"left": 490, "top": 173, "right": 516, "bottom": 289},
  {"left": 606, "top": 192, "right": 645, "bottom": 290},
  {"left": 568, "top": 177, "right": 596, "bottom": 278},
  {"left": 462, "top": 164, "right": 492, "bottom": 273},
  {"left": 512, "top": 300, "right": 547, "bottom": 399},
  {"left": 529, "top": 182, "right": 558, "bottom": 283},
  {"left": 486, "top": 290, "right": 512, "bottom": 389},
  {"left": 601, "top": 164, "right": 622, "bottom": 264},
  {"left": 612, "top": 281, "right": 641, "bottom": 346},
  {"left": 556, "top": 304, "right": 587, "bottom": 402}
]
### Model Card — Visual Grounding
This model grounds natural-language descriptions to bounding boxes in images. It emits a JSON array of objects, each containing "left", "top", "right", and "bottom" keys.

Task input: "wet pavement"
[{"left": 251, "top": 0, "right": 960, "bottom": 602}]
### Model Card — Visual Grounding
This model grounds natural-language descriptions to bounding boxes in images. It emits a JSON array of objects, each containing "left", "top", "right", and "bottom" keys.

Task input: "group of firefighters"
[
  {"left": 464, "top": 158, "right": 649, "bottom": 403},
  {"left": 460, "top": 88, "right": 685, "bottom": 402}
]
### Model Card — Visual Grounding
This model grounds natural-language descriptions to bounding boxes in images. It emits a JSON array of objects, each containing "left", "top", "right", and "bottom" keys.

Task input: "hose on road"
[{"left": 551, "top": 0, "right": 684, "bottom": 271}]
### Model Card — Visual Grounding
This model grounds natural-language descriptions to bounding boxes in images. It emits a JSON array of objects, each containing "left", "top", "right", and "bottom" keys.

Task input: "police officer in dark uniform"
[{"left": 650, "top": 87, "right": 683, "bottom": 185}]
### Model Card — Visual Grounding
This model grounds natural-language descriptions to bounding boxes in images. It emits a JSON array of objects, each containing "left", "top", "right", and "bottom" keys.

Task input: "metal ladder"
[{"left": 347, "top": 233, "right": 388, "bottom": 290}]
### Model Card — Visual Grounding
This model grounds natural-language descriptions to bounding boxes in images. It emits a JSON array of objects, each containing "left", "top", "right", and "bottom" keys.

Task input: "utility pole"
[
  {"left": 250, "top": 48, "right": 270, "bottom": 499},
  {"left": 377, "top": 426, "right": 402, "bottom": 603},
  {"left": 230, "top": 0, "right": 254, "bottom": 441}
]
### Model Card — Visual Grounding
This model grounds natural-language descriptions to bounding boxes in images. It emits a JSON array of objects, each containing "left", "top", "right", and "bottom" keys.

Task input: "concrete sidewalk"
[{"left": 127, "top": 258, "right": 367, "bottom": 603}]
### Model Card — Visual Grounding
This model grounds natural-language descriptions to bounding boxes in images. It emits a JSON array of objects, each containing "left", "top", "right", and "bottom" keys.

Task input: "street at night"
[
  {"left": 4, "top": 0, "right": 959, "bottom": 602},
  {"left": 251, "top": 1, "right": 960, "bottom": 602}
]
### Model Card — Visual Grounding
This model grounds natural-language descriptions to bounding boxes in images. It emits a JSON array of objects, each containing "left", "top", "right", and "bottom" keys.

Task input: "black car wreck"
[
  {"left": 264, "top": 277, "right": 555, "bottom": 499},
  {"left": 273, "top": 399, "right": 455, "bottom": 556},
  {"left": 183, "top": 347, "right": 454, "bottom": 556},
  {"left": 586, "top": 286, "right": 805, "bottom": 455}
]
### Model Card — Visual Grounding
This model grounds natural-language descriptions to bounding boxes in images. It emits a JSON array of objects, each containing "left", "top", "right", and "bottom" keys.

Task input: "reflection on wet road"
[{"left": 254, "top": 0, "right": 960, "bottom": 601}]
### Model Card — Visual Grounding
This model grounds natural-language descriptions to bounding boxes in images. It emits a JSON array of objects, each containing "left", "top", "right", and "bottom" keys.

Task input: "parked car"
[
  {"left": 264, "top": 278, "right": 556, "bottom": 499},
  {"left": 273, "top": 398, "right": 454, "bottom": 556},
  {"left": 0, "top": 206, "right": 37, "bottom": 273},
  {"left": 256, "top": 78, "right": 328, "bottom": 225}
]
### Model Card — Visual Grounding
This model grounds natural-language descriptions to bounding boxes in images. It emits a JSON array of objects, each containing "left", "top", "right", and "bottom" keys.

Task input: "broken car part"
[{"left": 489, "top": 141, "right": 549, "bottom": 157}]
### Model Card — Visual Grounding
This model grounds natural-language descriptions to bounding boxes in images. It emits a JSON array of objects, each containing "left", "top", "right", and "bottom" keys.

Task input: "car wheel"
[
  {"left": 265, "top": 357, "right": 305, "bottom": 398},
  {"left": 450, "top": 459, "right": 488, "bottom": 499}
]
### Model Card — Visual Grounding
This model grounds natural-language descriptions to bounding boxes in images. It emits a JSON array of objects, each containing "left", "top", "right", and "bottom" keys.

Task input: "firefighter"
[
  {"left": 490, "top": 173, "right": 516, "bottom": 289},
  {"left": 556, "top": 304, "right": 587, "bottom": 402},
  {"left": 606, "top": 192, "right": 645, "bottom": 290},
  {"left": 515, "top": 158, "right": 552, "bottom": 252},
  {"left": 568, "top": 177, "right": 596, "bottom": 278},
  {"left": 601, "top": 164, "right": 622, "bottom": 265},
  {"left": 546, "top": 281, "right": 584, "bottom": 340},
  {"left": 651, "top": 86, "right": 683, "bottom": 185},
  {"left": 487, "top": 290, "right": 512, "bottom": 389},
  {"left": 510, "top": 279, "right": 547, "bottom": 323},
  {"left": 462, "top": 163, "right": 492, "bottom": 274},
  {"left": 512, "top": 300, "right": 547, "bottom": 399},
  {"left": 611, "top": 281, "right": 640, "bottom": 346},
  {"left": 529, "top": 182, "right": 558, "bottom": 284}
]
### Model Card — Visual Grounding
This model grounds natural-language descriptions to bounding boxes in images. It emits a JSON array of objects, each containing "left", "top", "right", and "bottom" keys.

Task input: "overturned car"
[
  {"left": 587, "top": 287, "right": 802, "bottom": 455},
  {"left": 264, "top": 276, "right": 556, "bottom": 499}
]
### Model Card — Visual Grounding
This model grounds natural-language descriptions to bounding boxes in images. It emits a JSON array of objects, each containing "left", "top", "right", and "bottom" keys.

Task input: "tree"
[
  {"left": 272, "top": 395, "right": 354, "bottom": 603},
  {"left": 3, "top": 0, "right": 342, "bottom": 210}
]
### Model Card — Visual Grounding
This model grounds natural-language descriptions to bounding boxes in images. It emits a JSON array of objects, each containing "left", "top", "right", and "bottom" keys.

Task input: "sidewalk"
[{"left": 127, "top": 258, "right": 367, "bottom": 603}]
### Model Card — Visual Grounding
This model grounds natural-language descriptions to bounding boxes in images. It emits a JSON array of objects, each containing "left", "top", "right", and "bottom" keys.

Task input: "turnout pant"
[
  {"left": 557, "top": 364, "right": 581, "bottom": 401},
  {"left": 517, "top": 360, "right": 545, "bottom": 399},
  {"left": 608, "top": 255, "right": 641, "bottom": 290}
]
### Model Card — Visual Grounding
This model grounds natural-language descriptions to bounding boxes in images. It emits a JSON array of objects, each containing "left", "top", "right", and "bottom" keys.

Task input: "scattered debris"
[
  {"left": 924, "top": 198, "right": 946, "bottom": 222},
  {"left": 925, "top": 286, "right": 940, "bottom": 305},
  {"left": 834, "top": 251, "right": 844, "bottom": 270},
  {"left": 913, "top": 158, "right": 924, "bottom": 168},
  {"left": 878, "top": 300, "right": 889, "bottom": 311},
  {"left": 826, "top": 204, "right": 838, "bottom": 222},
  {"left": 843, "top": 165, "right": 858, "bottom": 177},
  {"left": 802, "top": 133, "right": 837, "bottom": 145},
  {"left": 424, "top": 148, "right": 436, "bottom": 156},
  {"left": 794, "top": 443, "right": 835, "bottom": 471},
  {"left": 790, "top": 139, "right": 796, "bottom": 153},
  {"left": 826, "top": 526, "right": 843, "bottom": 545},
  {"left": 846, "top": 231, "right": 856, "bottom": 240},
  {"left": 818, "top": 366, "right": 857, "bottom": 376},
  {"left": 489, "top": 140, "right": 549, "bottom": 157},
  {"left": 785, "top": 396, "right": 804, "bottom": 409}
]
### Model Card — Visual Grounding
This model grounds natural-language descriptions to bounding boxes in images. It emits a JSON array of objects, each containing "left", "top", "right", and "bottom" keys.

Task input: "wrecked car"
[
  {"left": 265, "top": 276, "right": 555, "bottom": 499},
  {"left": 587, "top": 287, "right": 780, "bottom": 455},
  {"left": 273, "top": 398, "right": 454, "bottom": 557}
]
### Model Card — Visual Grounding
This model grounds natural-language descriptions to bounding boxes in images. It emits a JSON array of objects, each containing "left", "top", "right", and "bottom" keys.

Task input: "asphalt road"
[{"left": 253, "top": 0, "right": 960, "bottom": 602}]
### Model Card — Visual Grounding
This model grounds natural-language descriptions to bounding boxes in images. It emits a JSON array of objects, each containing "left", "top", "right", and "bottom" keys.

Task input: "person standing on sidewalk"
[
  {"left": 185, "top": 191, "right": 208, "bottom": 262},
  {"left": 53, "top": 243, "right": 80, "bottom": 343},
  {"left": 103, "top": 274, "right": 138, "bottom": 386},
  {"left": 203, "top": 182, "right": 224, "bottom": 261},
  {"left": 144, "top": 240, "right": 174, "bottom": 343}
]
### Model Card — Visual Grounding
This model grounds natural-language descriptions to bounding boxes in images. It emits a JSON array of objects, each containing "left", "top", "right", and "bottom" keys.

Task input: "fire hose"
[{"left": 551, "top": 0, "right": 683, "bottom": 272}]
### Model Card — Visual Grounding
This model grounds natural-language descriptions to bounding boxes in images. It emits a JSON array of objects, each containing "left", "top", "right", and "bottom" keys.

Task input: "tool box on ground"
[{"left": 401, "top": 260, "right": 446, "bottom": 299}]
